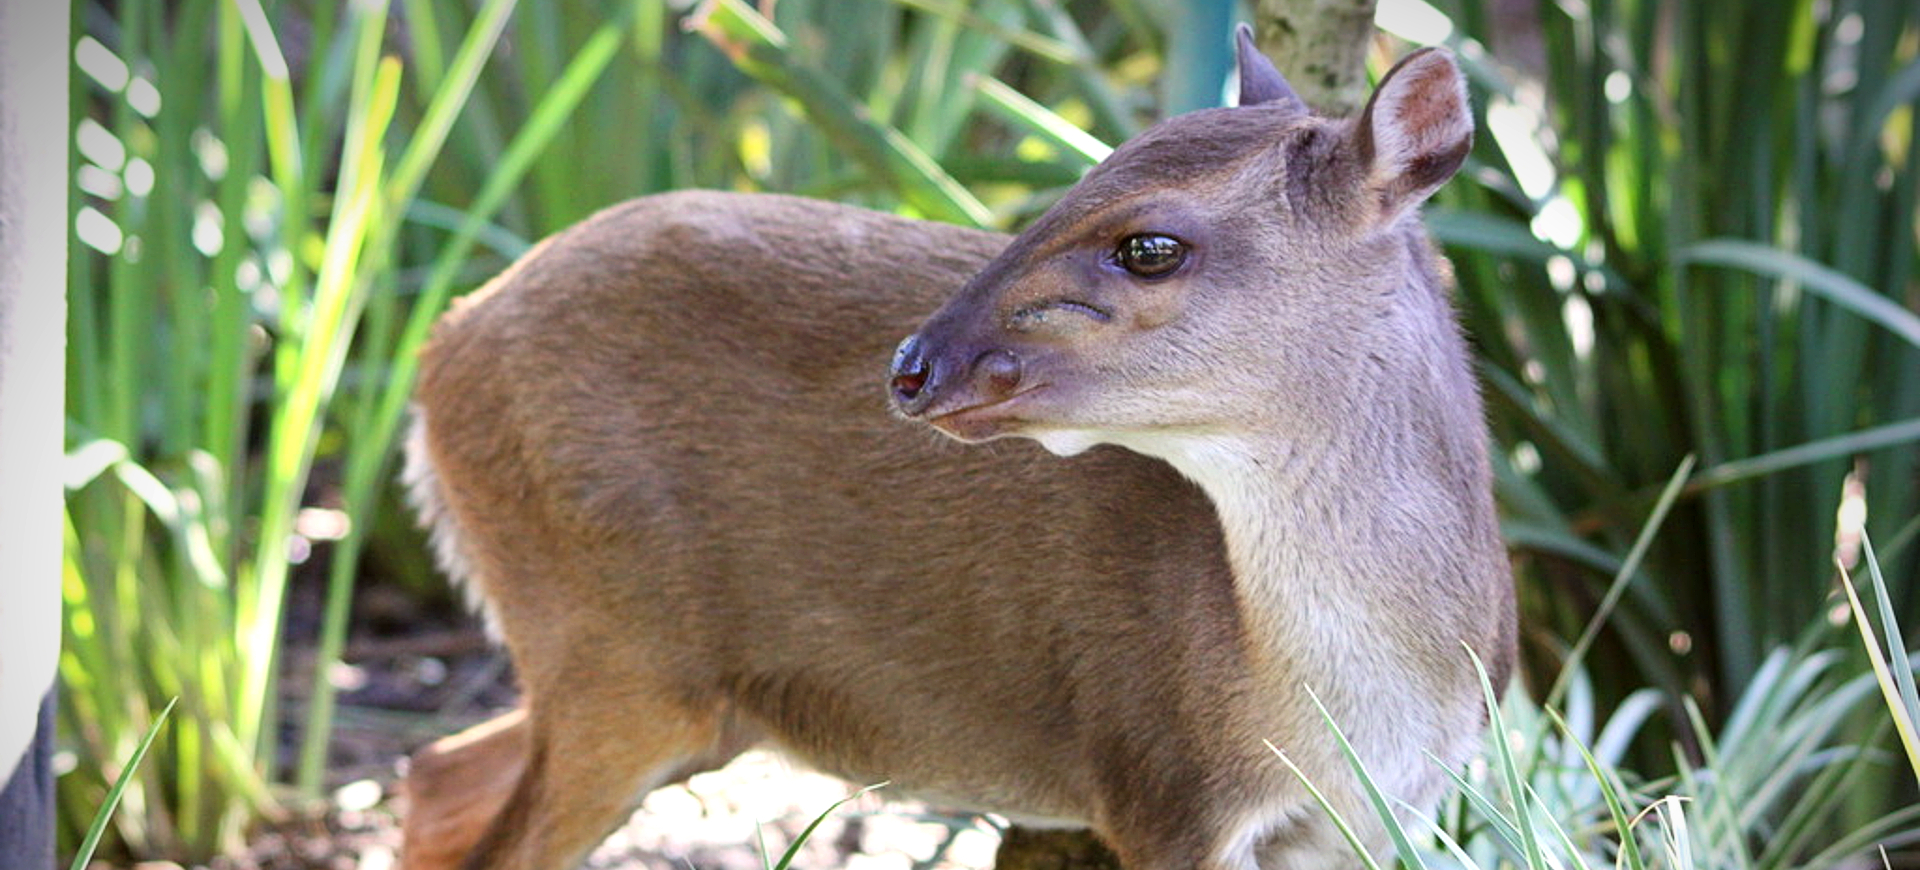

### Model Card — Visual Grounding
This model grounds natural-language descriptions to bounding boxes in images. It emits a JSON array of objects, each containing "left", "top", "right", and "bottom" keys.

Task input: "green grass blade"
[
  {"left": 1263, "top": 740, "right": 1389, "bottom": 870},
  {"left": 1837, "top": 544, "right": 1920, "bottom": 784},
  {"left": 1546, "top": 707, "right": 1647, "bottom": 870},
  {"left": 403, "top": 200, "right": 531, "bottom": 260},
  {"left": 1844, "top": 55, "right": 1920, "bottom": 173},
  {"left": 973, "top": 74, "right": 1112, "bottom": 166},
  {"left": 1861, "top": 533, "right": 1918, "bottom": 737},
  {"left": 1678, "top": 697, "right": 1754, "bottom": 870},
  {"left": 384, "top": 0, "right": 518, "bottom": 207},
  {"left": 1428, "top": 751, "right": 1529, "bottom": 860},
  {"left": 879, "top": 0, "right": 1078, "bottom": 65},
  {"left": 1016, "top": 0, "right": 1138, "bottom": 141},
  {"left": 293, "top": 0, "right": 522, "bottom": 796},
  {"left": 1521, "top": 780, "right": 1598, "bottom": 870},
  {"left": 1648, "top": 796, "right": 1695, "bottom": 870},
  {"left": 1794, "top": 803, "right": 1920, "bottom": 870},
  {"left": 1429, "top": 208, "right": 1592, "bottom": 271},
  {"left": 363, "top": 10, "right": 632, "bottom": 513},
  {"left": 756, "top": 814, "right": 775, "bottom": 870},
  {"left": 287, "top": 23, "right": 638, "bottom": 795},
  {"left": 237, "top": 23, "right": 403, "bottom": 769},
  {"left": 768, "top": 782, "right": 888, "bottom": 870},
  {"left": 1478, "top": 362, "right": 1612, "bottom": 488},
  {"left": 1299, "top": 687, "right": 1429, "bottom": 869},
  {"left": 1685, "top": 416, "right": 1920, "bottom": 492},
  {"left": 233, "top": 0, "right": 308, "bottom": 323},
  {"left": 692, "top": 0, "right": 992, "bottom": 227},
  {"left": 69, "top": 697, "right": 177, "bottom": 870},
  {"left": 1544, "top": 456, "right": 1694, "bottom": 711},
  {"left": 1471, "top": 645, "right": 1547, "bottom": 870}
]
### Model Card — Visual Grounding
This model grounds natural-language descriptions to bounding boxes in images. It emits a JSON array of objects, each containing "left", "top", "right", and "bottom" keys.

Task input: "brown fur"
[{"left": 401, "top": 46, "right": 1512, "bottom": 870}]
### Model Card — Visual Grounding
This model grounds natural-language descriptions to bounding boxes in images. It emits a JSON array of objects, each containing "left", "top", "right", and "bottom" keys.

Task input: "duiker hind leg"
[
  {"left": 400, "top": 710, "right": 529, "bottom": 870},
  {"left": 422, "top": 678, "right": 748, "bottom": 870}
]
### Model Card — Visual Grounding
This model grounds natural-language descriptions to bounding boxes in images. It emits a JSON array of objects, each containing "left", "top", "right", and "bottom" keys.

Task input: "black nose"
[{"left": 890, "top": 334, "right": 934, "bottom": 415}]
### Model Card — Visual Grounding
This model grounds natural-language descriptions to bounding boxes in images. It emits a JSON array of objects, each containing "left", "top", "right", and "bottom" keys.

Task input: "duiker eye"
[{"left": 1115, "top": 233, "right": 1188, "bottom": 279}]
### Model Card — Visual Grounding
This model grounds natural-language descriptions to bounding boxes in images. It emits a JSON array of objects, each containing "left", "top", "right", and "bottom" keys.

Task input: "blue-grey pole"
[{"left": 1160, "top": 0, "right": 1239, "bottom": 113}]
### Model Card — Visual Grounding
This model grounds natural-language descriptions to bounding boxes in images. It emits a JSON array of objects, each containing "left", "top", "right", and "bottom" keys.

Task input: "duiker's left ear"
[
  {"left": 1354, "top": 48, "right": 1473, "bottom": 221},
  {"left": 1234, "top": 23, "right": 1306, "bottom": 113}
]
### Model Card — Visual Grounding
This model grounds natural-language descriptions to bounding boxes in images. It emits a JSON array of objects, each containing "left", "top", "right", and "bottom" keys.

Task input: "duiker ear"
[
  {"left": 1353, "top": 47, "right": 1473, "bottom": 221},
  {"left": 1234, "top": 23, "right": 1306, "bottom": 113}
]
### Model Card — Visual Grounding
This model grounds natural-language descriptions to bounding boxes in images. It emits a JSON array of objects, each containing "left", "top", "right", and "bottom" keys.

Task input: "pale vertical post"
[{"left": 0, "top": 0, "right": 72, "bottom": 795}]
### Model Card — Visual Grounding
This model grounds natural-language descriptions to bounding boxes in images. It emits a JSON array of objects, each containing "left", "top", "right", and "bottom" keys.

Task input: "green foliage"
[
  {"left": 1412, "top": 642, "right": 1920, "bottom": 870},
  {"left": 60, "top": 0, "right": 1164, "bottom": 860},
  {"left": 1425, "top": 0, "right": 1920, "bottom": 710},
  {"left": 62, "top": 0, "right": 635, "bottom": 857},
  {"left": 1299, "top": 483, "right": 1920, "bottom": 869},
  {"left": 1296, "top": 593, "right": 1920, "bottom": 869}
]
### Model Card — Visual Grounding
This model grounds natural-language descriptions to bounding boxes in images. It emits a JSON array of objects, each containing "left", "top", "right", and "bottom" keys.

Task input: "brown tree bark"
[{"left": 1253, "top": 0, "right": 1382, "bottom": 115}]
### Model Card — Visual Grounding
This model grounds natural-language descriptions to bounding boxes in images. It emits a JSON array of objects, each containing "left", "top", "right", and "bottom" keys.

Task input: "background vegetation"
[{"left": 59, "top": 0, "right": 1920, "bottom": 866}]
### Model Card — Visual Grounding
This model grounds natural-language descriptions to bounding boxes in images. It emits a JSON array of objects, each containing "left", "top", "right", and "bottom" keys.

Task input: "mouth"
[{"left": 928, "top": 385, "right": 1048, "bottom": 441}]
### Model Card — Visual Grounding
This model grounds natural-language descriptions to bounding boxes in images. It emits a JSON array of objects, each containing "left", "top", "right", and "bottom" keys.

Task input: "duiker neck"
[
  {"left": 1135, "top": 428, "right": 1403, "bottom": 591},
  {"left": 1149, "top": 430, "right": 1454, "bottom": 699},
  {"left": 1096, "top": 344, "right": 1484, "bottom": 667}
]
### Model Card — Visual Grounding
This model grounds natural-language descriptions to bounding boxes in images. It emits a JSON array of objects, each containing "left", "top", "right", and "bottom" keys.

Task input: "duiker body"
[{"left": 401, "top": 33, "right": 1513, "bottom": 870}]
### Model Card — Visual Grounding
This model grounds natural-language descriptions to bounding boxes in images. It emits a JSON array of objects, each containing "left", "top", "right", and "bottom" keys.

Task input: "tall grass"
[
  {"left": 62, "top": 0, "right": 636, "bottom": 857},
  {"left": 1419, "top": 0, "right": 1920, "bottom": 710},
  {"left": 61, "top": 0, "right": 1173, "bottom": 860},
  {"left": 1283, "top": 471, "right": 1919, "bottom": 868},
  {"left": 1294, "top": 540, "right": 1920, "bottom": 870}
]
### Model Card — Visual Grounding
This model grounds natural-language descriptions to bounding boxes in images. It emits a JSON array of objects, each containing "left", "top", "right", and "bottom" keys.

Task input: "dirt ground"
[
  {"left": 192, "top": 580, "right": 1005, "bottom": 870},
  {"left": 214, "top": 744, "right": 1002, "bottom": 870}
]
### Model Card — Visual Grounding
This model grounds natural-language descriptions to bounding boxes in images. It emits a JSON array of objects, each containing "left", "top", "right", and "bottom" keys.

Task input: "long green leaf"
[
  {"left": 879, "top": 0, "right": 1078, "bottom": 65},
  {"left": 1862, "top": 533, "right": 1919, "bottom": 758},
  {"left": 1544, "top": 456, "right": 1695, "bottom": 711},
  {"left": 1837, "top": 541, "right": 1920, "bottom": 784},
  {"left": 768, "top": 782, "right": 888, "bottom": 870},
  {"left": 1301, "top": 688, "right": 1429, "bottom": 870},
  {"left": 1547, "top": 707, "right": 1648, "bottom": 870},
  {"left": 1263, "top": 739, "right": 1390, "bottom": 870},
  {"left": 69, "top": 698, "right": 177, "bottom": 870},
  {"left": 1676, "top": 239, "right": 1920, "bottom": 350},
  {"left": 1687, "top": 416, "right": 1920, "bottom": 492},
  {"left": 974, "top": 74, "right": 1112, "bottom": 166},
  {"left": 1474, "top": 646, "right": 1547, "bottom": 870}
]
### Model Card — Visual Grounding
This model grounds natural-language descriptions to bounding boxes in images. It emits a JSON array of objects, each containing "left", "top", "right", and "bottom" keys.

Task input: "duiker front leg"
[{"left": 1251, "top": 814, "right": 1380, "bottom": 870}]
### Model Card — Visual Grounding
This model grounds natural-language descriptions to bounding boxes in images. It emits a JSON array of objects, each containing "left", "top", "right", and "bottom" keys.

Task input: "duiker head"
[{"left": 890, "top": 32, "right": 1473, "bottom": 462}]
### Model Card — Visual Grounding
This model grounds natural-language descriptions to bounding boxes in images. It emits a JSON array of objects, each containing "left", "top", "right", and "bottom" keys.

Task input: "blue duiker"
[{"left": 400, "top": 30, "right": 1513, "bottom": 870}]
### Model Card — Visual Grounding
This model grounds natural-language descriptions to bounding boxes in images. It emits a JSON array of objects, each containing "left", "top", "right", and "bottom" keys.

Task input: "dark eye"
[{"left": 1116, "top": 233, "right": 1188, "bottom": 279}]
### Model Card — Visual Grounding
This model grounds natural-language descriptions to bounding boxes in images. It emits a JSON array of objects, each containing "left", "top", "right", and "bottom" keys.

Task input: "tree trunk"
[{"left": 1253, "top": 0, "right": 1381, "bottom": 115}]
